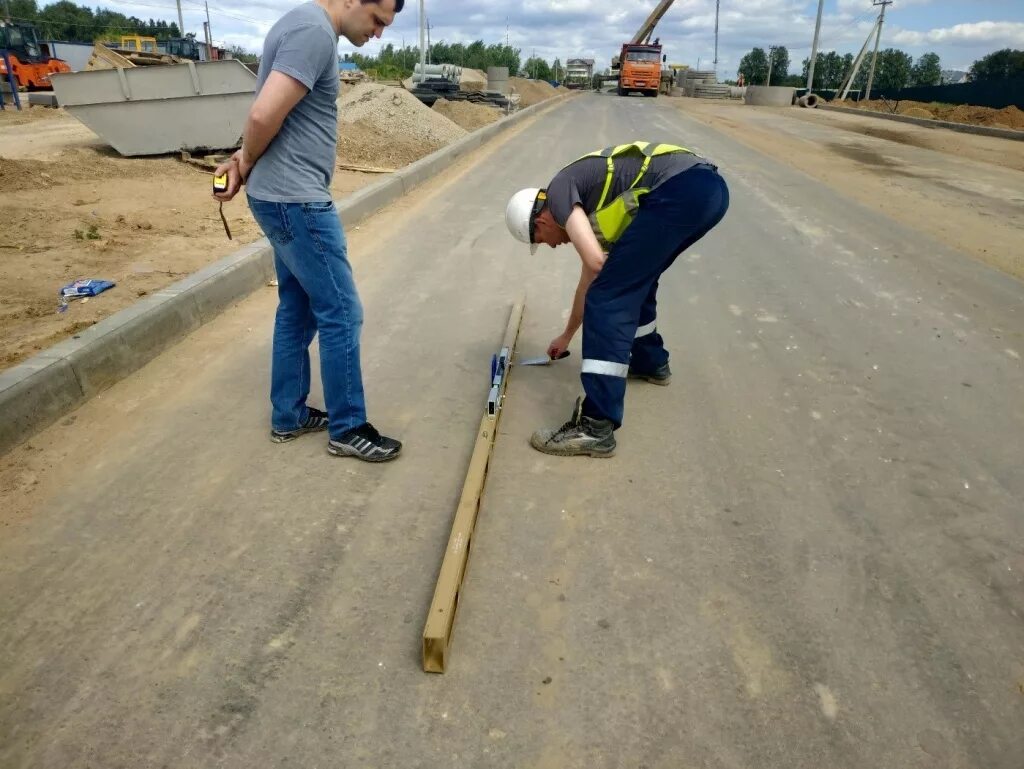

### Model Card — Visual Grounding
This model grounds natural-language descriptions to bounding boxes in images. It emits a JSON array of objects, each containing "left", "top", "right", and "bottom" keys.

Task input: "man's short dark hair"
[{"left": 362, "top": 0, "right": 404, "bottom": 12}]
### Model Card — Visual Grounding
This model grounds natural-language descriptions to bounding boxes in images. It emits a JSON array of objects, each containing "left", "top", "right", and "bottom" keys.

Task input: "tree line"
[
  {"left": 5, "top": 0, "right": 181, "bottom": 42},
  {"left": 347, "top": 41, "right": 524, "bottom": 81},
  {"left": 737, "top": 45, "right": 1024, "bottom": 91},
  {"left": 346, "top": 42, "right": 581, "bottom": 82}
]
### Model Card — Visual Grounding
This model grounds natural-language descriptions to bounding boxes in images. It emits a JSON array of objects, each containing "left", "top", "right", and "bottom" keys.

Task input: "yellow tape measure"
[{"left": 213, "top": 173, "right": 229, "bottom": 194}]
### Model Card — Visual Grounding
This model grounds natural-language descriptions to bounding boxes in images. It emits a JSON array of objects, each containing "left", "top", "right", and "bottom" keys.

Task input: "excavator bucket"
[{"left": 49, "top": 59, "right": 256, "bottom": 157}]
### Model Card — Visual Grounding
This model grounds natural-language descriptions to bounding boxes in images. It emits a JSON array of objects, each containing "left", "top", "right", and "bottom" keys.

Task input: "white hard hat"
[{"left": 505, "top": 187, "right": 542, "bottom": 255}]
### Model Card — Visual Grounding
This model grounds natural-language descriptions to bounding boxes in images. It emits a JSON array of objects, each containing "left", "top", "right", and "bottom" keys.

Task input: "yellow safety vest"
[{"left": 571, "top": 141, "right": 695, "bottom": 248}]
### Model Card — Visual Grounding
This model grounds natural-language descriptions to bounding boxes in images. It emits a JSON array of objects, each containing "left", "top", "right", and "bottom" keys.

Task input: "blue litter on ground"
[{"left": 58, "top": 279, "right": 115, "bottom": 312}]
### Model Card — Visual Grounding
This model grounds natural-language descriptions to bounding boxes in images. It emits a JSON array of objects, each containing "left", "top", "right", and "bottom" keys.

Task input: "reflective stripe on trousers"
[
  {"left": 635, "top": 320, "right": 657, "bottom": 338},
  {"left": 581, "top": 359, "right": 629, "bottom": 377}
]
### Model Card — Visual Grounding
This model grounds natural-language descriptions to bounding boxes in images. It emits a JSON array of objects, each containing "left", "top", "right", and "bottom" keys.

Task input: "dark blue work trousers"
[{"left": 581, "top": 165, "right": 730, "bottom": 428}]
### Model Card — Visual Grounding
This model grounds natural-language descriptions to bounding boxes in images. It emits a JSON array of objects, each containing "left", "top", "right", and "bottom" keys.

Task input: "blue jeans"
[
  {"left": 581, "top": 166, "right": 730, "bottom": 427},
  {"left": 247, "top": 196, "right": 366, "bottom": 439}
]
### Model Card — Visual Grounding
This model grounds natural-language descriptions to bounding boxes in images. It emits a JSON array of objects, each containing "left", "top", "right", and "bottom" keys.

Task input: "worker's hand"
[
  {"left": 212, "top": 156, "right": 243, "bottom": 202},
  {"left": 547, "top": 331, "right": 574, "bottom": 359}
]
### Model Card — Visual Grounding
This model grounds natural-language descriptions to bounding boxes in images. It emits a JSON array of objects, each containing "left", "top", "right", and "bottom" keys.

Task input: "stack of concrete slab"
[
  {"left": 694, "top": 83, "right": 732, "bottom": 99},
  {"left": 681, "top": 70, "right": 717, "bottom": 97}
]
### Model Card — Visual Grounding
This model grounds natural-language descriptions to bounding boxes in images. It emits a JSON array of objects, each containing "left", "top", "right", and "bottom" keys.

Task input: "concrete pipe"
[
  {"left": 744, "top": 85, "right": 797, "bottom": 107},
  {"left": 797, "top": 93, "right": 820, "bottom": 108},
  {"left": 486, "top": 66, "right": 510, "bottom": 95},
  {"left": 414, "top": 63, "right": 447, "bottom": 76}
]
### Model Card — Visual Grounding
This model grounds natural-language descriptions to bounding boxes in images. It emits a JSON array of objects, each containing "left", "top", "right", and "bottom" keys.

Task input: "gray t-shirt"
[
  {"left": 246, "top": 2, "right": 339, "bottom": 203},
  {"left": 546, "top": 151, "right": 707, "bottom": 227}
]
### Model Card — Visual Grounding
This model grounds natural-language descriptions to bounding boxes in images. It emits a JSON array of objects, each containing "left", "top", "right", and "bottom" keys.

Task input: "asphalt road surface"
[{"left": 2, "top": 94, "right": 1022, "bottom": 769}]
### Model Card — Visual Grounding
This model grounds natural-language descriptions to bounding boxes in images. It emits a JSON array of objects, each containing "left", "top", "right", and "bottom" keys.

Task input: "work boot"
[
  {"left": 270, "top": 406, "right": 330, "bottom": 443},
  {"left": 328, "top": 422, "right": 402, "bottom": 463},
  {"left": 530, "top": 397, "right": 616, "bottom": 457},
  {"left": 628, "top": 362, "right": 671, "bottom": 386}
]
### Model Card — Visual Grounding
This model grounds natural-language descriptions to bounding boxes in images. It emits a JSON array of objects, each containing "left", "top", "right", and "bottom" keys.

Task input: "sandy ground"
[
  {"left": 0, "top": 108, "right": 376, "bottom": 370},
  {"left": 670, "top": 98, "right": 1024, "bottom": 281}
]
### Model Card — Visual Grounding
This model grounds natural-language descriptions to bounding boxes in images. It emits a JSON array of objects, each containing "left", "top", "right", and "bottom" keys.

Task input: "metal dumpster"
[{"left": 49, "top": 59, "right": 256, "bottom": 156}]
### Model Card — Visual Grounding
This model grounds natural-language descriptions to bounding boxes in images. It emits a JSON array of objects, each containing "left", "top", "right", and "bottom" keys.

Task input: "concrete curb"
[
  {"left": 0, "top": 94, "right": 570, "bottom": 456},
  {"left": 819, "top": 104, "right": 1024, "bottom": 141}
]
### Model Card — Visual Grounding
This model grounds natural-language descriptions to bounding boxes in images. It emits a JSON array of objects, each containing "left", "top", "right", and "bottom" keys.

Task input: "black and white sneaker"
[
  {"left": 328, "top": 422, "right": 402, "bottom": 463},
  {"left": 270, "top": 407, "right": 330, "bottom": 443}
]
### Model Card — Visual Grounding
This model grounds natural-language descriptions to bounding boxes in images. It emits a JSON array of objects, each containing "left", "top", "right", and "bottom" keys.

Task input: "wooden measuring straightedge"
[{"left": 422, "top": 298, "right": 525, "bottom": 673}]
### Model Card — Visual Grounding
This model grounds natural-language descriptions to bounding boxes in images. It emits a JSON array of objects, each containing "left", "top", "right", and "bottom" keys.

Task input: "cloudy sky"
[{"left": 59, "top": 0, "right": 1024, "bottom": 75}]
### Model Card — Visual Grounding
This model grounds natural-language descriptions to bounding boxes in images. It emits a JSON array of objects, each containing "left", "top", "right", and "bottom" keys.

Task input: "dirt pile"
[
  {"left": 337, "top": 119, "right": 447, "bottom": 168},
  {"left": 335, "top": 83, "right": 467, "bottom": 169},
  {"left": 459, "top": 67, "right": 488, "bottom": 91},
  {"left": 338, "top": 83, "right": 466, "bottom": 146},
  {"left": 431, "top": 99, "right": 502, "bottom": 131},
  {"left": 838, "top": 99, "right": 1024, "bottom": 130},
  {"left": 509, "top": 77, "right": 558, "bottom": 107}
]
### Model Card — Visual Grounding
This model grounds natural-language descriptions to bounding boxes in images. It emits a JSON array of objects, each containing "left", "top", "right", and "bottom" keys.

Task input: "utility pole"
[
  {"left": 204, "top": 1, "right": 213, "bottom": 48},
  {"left": 175, "top": 0, "right": 184, "bottom": 37},
  {"left": 836, "top": 13, "right": 882, "bottom": 101},
  {"left": 417, "top": 0, "right": 425, "bottom": 81},
  {"left": 766, "top": 45, "right": 778, "bottom": 86},
  {"left": 713, "top": 0, "right": 720, "bottom": 72},
  {"left": 806, "top": 0, "right": 824, "bottom": 91},
  {"left": 864, "top": 0, "right": 891, "bottom": 101},
  {"left": 425, "top": 17, "right": 432, "bottom": 65}
]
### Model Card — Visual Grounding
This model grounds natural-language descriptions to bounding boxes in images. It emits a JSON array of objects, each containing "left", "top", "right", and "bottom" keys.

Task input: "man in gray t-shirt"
[{"left": 213, "top": 0, "right": 405, "bottom": 462}]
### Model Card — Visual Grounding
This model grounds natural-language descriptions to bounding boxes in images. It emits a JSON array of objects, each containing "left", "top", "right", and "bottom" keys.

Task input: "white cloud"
[{"left": 893, "top": 21, "right": 1024, "bottom": 47}]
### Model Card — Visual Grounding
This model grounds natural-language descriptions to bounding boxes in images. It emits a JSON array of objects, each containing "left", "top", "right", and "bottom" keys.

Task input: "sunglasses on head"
[{"left": 528, "top": 189, "right": 547, "bottom": 244}]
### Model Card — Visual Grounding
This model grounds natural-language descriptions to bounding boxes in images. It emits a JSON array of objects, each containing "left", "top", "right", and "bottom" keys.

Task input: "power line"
[
  {"left": 7, "top": 13, "right": 179, "bottom": 35},
  {"left": 181, "top": 0, "right": 262, "bottom": 25},
  {"left": 813, "top": 7, "right": 881, "bottom": 54}
]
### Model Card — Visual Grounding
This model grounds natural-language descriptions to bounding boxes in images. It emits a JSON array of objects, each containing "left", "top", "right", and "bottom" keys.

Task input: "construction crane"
[
  {"left": 612, "top": 0, "right": 676, "bottom": 97},
  {"left": 630, "top": 0, "right": 677, "bottom": 44}
]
